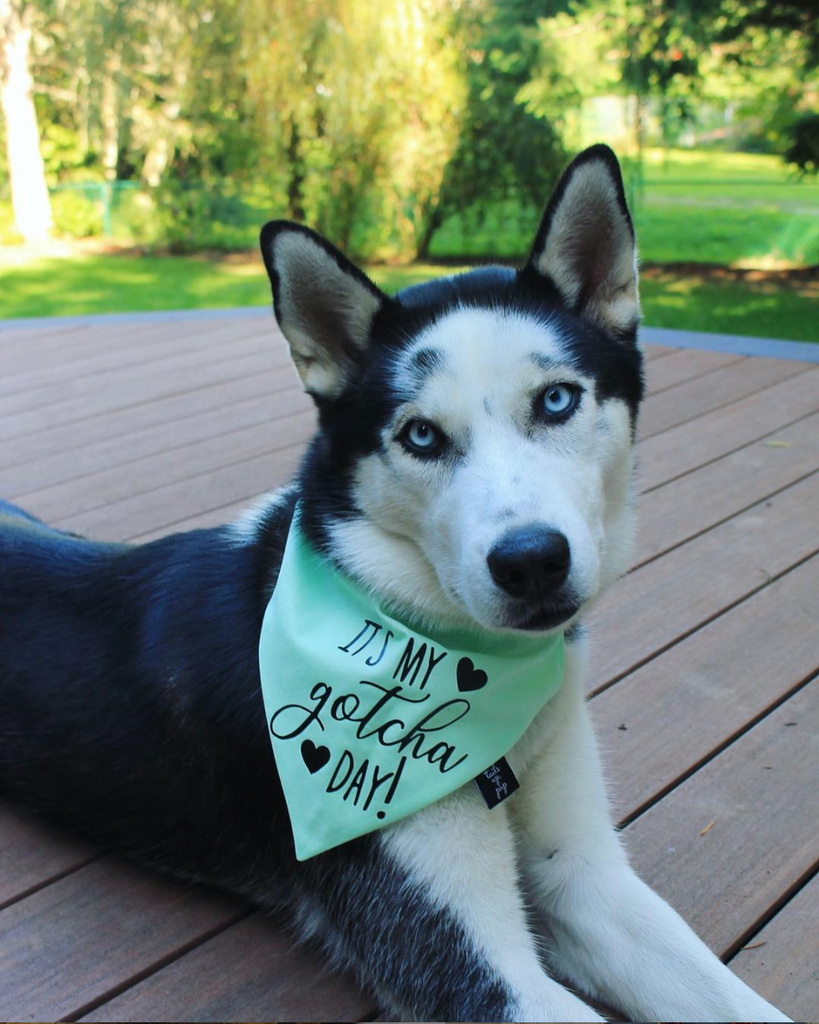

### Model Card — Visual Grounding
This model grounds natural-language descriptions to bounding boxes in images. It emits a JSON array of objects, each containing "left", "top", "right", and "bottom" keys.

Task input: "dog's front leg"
[
  {"left": 511, "top": 643, "right": 791, "bottom": 1023},
  {"left": 297, "top": 784, "right": 605, "bottom": 1022}
]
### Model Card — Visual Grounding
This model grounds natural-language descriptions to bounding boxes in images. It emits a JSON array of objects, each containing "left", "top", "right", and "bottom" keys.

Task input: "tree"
[
  {"left": 783, "top": 112, "right": 819, "bottom": 175},
  {"left": 0, "top": 0, "right": 52, "bottom": 240},
  {"left": 0, "top": 0, "right": 568, "bottom": 257},
  {"left": 692, "top": 0, "right": 818, "bottom": 70},
  {"left": 419, "top": 0, "right": 566, "bottom": 258},
  {"left": 239, "top": 0, "right": 465, "bottom": 260}
]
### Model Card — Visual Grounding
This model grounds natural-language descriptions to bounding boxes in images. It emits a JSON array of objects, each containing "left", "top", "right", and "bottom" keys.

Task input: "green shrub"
[
  {"left": 784, "top": 114, "right": 819, "bottom": 176},
  {"left": 110, "top": 189, "right": 162, "bottom": 245},
  {"left": 51, "top": 189, "right": 104, "bottom": 238},
  {"left": 152, "top": 182, "right": 251, "bottom": 252}
]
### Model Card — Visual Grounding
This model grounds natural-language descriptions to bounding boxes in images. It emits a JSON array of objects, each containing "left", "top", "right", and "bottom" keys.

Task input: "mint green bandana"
[{"left": 259, "top": 511, "right": 565, "bottom": 860}]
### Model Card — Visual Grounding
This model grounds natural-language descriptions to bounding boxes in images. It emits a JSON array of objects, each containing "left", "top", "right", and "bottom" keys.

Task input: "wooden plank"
[
  {"left": 636, "top": 411, "right": 819, "bottom": 565},
  {"left": 16, "top": 399, "right": 313, "bottom": 521},
  {"left": 0, "top": 803, "right": 96, "bottom": 910},
  {"left": 730, "top": 873, "right": 819, "bottom": 1023},
  {"left": 624, "top": 684, "right": 819, "bottom": 967},
  {"left": 53, "top": 437, "right": 308, "bottom": 540},
  {"left": 638, "top": 366, "right": 819, "bottom": 492},
  {"left": 3, "top": 387, "right": 309, "bottom": 499},
  {"left": 131, "top": 494, "right": 271, "bottom": 542},
  {"left": 0, "top": 319, "right": 280, "bottom": 400},
  {"left": 0, "top": 320, "right": 198, "bottom": 375},
  {"left": 0, "top": 365, "right": 301, "bottom": 473},
  {"left": 644, "top": 348, "right": 742, "bottom": 395},
  {"left": 640, "top": 356, "right": 808, "bottom": 439},
  {"left": 0, "top": 315, "right": 270, "bottom": 376},
  {"left": 592, "top": 555, "right": 819, "bottom": 819},
  {"left": 587, "top": 472, "right": 819, "bottom": 690},
  {"left": 642, "top": 344, "right": 678, "bottom": 362},
  {"left": 0, "top": 332, "right": 279, "bottom": 428},
  {"left": 80, "top": 913, "right": 376, "bottom": 1023},
  {"left": 0, "top": 324, "right": 86, "bottom": 351},
  {"left": 0, "top": 858, "right": 245, "bottom": 1022},
  {"left": 1, "top": 328, "right": 816, "bottom": 1024}
]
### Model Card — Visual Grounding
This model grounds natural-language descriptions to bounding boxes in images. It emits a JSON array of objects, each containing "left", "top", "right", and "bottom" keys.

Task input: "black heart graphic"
[
  {"left": 457, "top": 656, "right": 488, "bottom": 692},
  {"left": 301, "top": 739, "right": 331, "bottom": 774}
]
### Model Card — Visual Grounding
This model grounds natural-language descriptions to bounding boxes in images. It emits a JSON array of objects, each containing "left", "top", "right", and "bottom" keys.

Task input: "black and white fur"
[{"left": 0, "top": 146, "right": 790, "bottom": 1022}]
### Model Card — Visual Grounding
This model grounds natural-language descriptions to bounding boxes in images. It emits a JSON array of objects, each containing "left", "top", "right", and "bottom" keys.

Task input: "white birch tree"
[{"left": 0, "top": 0, "right": 52, "bottom": 241}]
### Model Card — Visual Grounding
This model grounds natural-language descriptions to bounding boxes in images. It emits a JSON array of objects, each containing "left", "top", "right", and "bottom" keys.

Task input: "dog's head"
[{"left": 261, "top": 145, "right": 644, "bottom": 635}]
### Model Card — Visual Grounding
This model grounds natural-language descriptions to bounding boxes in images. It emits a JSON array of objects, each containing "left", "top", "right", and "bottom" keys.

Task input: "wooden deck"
[{"left": 0, "top": 311, "right": 817, "bottom": 1022}]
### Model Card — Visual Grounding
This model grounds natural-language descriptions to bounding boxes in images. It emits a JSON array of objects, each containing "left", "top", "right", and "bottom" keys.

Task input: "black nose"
[{"left": 487, "top": 526, "right": 571, "bottom": 600}]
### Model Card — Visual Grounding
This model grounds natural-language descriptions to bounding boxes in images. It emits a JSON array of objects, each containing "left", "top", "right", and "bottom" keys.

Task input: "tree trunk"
[
  {"left": 0, "top": 0, "right": 52, "bottom": 241},
  {"left": 141, "top": 101, "right": 180, "bottom": 186},
  {"left": 415, "top": 205, "right": 443, "bottom": 261},
  {"left": 285, "top": 120, "right": 306, "bottom": 222},
  {"left": 142, "top": 133, "right": 170, "bottom": 187},
  {"left": 100, "top": 53, "right": 120, "bottom": 182}
]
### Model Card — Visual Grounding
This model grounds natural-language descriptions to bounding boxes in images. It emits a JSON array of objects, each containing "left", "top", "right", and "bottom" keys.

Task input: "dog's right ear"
[{"left": 260, "top": 221, "right": 390, "bottom": 402}]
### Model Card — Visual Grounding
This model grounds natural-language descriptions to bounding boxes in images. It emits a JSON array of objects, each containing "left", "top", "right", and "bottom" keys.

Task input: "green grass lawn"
[
  {"left": 1, "top": 253, "right": 816, "bottom": 342},
  {"left": 637, "top": 270, "right": 817, "bottom": 341},
  {"left": 5, "top": 148, "right": 816, "bottom": 268},
  {"left": 431, "top": 149, "right": 819, "bottom": 268}
]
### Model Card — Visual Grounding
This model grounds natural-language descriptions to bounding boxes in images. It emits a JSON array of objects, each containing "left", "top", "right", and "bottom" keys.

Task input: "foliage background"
[
  {"left": 0, "top": 0, "right": 817, "bottom": 338},
  {"left": 1, "top": 0, "right": 816, "bottom": 256}
]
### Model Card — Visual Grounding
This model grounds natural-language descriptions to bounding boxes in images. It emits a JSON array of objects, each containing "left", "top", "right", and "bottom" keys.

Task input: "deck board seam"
[
  {"left": 617, "top": 664, "right": 819, "bottom": 831},
  {"left": 70, "top": 911, "right": 381, "bottom": 1024},
  {"left": 1, "top": 382, "right": 302, "bottom": 482},
  {"left": 48, "top": 437, "right": 307, "bottom": 536},
  {"left": 724, "top": 858, "right": 819, "bottom": 964},
  {"left": 642, "top": 346, "right": 681, "bottom": 363},
  {"left": 632, "top": 467, "right": 819, "bottom": 573},
  {"left": 639, "top": 360, "right": 811, "bottom": 440},
  {"left": 1, "top": 367, "right": 300, "bottom": 458},
  {"left": 13, "top": 407, "right": 313, "bottom": 510},
  {"left": 0, "top": 318, "right": 254, "bottom": 375},
  {"left": 0, "top": 852, "right": 102, "bottom": 913},
  {"left": 0, "top": 341, "right": 284, "bottom": 428},
  {"left": 61, "top": 907, "right": 253, "bottom": 1023},
  {"left": 590, "top": 533, "right": 819, "bottom": 698},
  {"left": 121, "top": 444, "right": 306, "bottom": 542},
  {"left": 646, "top": 353, "right": 747, "bottom": 397},
  {"left": 639, "top": 403, "right": 819, "bottom": 496},
  {"left": 2, "top": 327, "right": 280, "bottom": 400}
]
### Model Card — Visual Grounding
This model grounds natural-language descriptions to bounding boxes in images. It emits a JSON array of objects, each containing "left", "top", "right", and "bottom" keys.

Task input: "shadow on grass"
[
  {"left": 639, "top": 271, "right": 818, "bottom": 342},
  {"left": 1, "top": 253, "right": 816, "bottom": 343}
]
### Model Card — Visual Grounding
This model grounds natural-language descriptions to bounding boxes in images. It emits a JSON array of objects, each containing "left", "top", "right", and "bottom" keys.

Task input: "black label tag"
[{"left": 474, "top": 757, "right": 520, "bottom": 809}]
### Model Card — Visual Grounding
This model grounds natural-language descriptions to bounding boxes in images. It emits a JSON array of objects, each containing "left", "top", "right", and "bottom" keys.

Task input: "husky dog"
[{"left": 0, "top": 146, "right": 790, "bottom": 1022}]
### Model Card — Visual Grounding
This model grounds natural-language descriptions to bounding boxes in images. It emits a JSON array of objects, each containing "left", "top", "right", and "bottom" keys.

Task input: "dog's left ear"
[
  {"left": 525, "top": 144, "right": 640, "bottom": 342},
  {"left": 260, "top": 221, "right": 390, "bottom": 401}
]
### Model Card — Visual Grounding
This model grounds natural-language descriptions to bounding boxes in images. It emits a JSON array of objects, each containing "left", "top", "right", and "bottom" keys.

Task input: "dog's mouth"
[{"left": 513, "top": 603, "right": 580, "bottom": 633}]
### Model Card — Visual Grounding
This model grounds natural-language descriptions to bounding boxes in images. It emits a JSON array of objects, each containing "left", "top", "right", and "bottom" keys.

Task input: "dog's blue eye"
[
  {"left": 401, "top": 419, "right": 443, "bottom": 456},
  {"left": 540, "top": 384, "right": 579, "bottom": 419}
]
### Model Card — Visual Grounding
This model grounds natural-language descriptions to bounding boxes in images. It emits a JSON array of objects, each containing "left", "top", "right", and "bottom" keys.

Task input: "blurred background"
[{"left": 0, "top": 0, "right": 816, "bottom": 339}]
